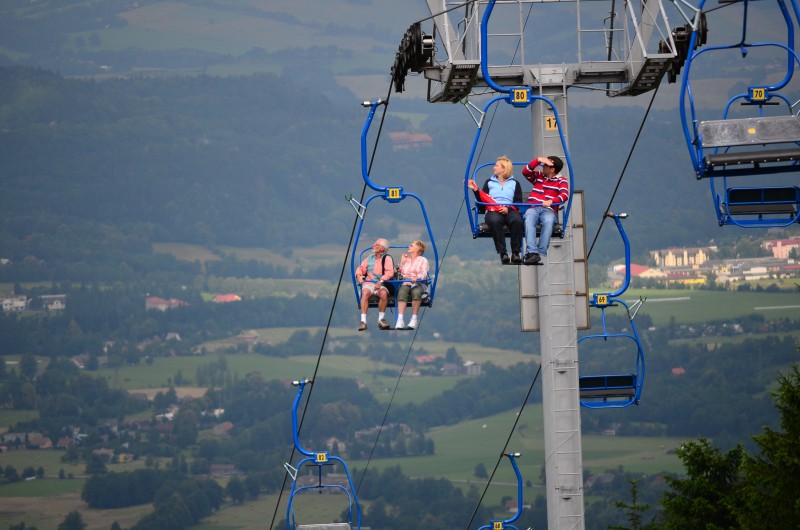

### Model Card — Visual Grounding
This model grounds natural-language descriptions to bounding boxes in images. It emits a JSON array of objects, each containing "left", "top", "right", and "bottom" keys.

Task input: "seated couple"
[
  {"left": 355, "top": 239, "right": 429, "bottom": 331},
  {"left": 468, "top": 154, "right": 569, "bottom": 265}
]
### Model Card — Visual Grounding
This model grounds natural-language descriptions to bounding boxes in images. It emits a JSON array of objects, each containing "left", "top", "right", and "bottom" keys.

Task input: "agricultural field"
[
  {"left": 349, "top": 409, "right": 683, "bottom": 487},
  {"left": 196, "top": 490, "right": 369, "bottom": 530},
  {"left": 1, "top": 488, "right": 153, "bottom": 530},
  {"left": 621, "top": 288, "right": 800, "bottom": 327},
  {"left": 0, "top": 451, "right": 163, "bottom": 530},
  {"left": 90, "top": 326, "right": 537, "bottom": 407}
]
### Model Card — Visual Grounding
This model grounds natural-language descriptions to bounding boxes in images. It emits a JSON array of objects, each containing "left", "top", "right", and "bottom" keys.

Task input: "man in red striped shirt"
[{"left": 521, "top": 155, "right": 569, "bottom": 265}]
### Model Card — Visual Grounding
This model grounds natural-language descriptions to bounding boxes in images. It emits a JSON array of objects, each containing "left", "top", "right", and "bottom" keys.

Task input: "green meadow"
[
  {"left": 621, "top": 288, "right": 799, "bottom": 327},
  {"left": 350, "top": 409, "right": 683, "bottom": 487}
]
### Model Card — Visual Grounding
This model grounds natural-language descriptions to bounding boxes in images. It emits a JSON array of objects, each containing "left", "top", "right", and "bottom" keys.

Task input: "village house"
[
  {"left": 210, "top": 463, "right": 242, "bottom": 477},
  {"left": 463, "top": 360, "right": 482, "bottom": 376},
  {"left": 504, "top": 499, "right": 532, "bottom": 513},
  {"left": 326, "top": 436, "right": 346, "bottom": 453},
  {"left": 415, "top": 354, "right": 436, "bottom": 365},
  {"left": 212, "top": 293, "right": 241, "bottom": 303},
  {"left": 387, "top": 131, "right": 433, "bottom": 151},
  {"left": 212, "top": 421, "right": 234, "bottom": 436},
  {"left": 56, "top": 436, "right": 75, "bottom": 449},
  {"left": 145, "top": 296, "right": 188, "bottom": 311},
  {"left": 92, "top": 447, "right": 115, "bottom": 460},
  {"left": 296, "top": 472, "right": 351, "bottom": 490},
  {"left": 0, "top": 432, "right": 53, "bottom": 449},
  {"left": 26, "top": 433, "right": 52, "bottom": 449},
  {"left": 39, "top": 294, "right": 66, "bottom": 311},
  {"left": 441, "top": 363, "right": 462, "bottom": 376},
  {"left": 1, "top": 295, "right": 28, "bottom": 312},
  {"left": 764, "top": 237, "right": 800, "bottom": 259}
]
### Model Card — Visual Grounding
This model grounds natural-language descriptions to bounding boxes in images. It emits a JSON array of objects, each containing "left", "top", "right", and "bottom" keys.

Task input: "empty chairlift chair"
[
  {"left": 285, "top": 379, "right": 361, "bottom": 530},
  {"left": 698, "top": 116, "right": 800, "bottom": 226},
  {"left": 578, "top": 213, "right": 645, "bottom": 409},
  {"left": 678, "top": 0, "right": 800, "bottom": 227}
]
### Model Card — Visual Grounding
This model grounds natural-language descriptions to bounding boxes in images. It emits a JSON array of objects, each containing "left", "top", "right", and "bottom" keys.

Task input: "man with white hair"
[{"left": 355, "top": 238, "right": 394, "bottom": 331}]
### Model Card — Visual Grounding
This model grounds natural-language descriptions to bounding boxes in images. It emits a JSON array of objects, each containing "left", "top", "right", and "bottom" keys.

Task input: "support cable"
[
  {"left": 412, "top": 0, "right": 480, "bottom": 25},
  {"left": 587, "top": 83, "right": 661, "bottom": 260},
  {"left": 268, "top": 79, "right": 394, "bottom": 530},
  {"left": 463, "top": 363, "right": 542, "bottom": 530}
]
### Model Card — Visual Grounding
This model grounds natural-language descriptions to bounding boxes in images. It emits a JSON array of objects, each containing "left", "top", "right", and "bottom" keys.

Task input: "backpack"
[{"left": 367, "top": 254, "right": 395, "bottom": 295}]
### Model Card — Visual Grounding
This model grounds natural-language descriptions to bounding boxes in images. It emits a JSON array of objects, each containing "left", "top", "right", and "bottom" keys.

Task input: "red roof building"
[
  {"left": 212, "top": 294, "right": 241, "bottom": 303},
  {"left": 388, "top": 132, "right": 433, "bottom": 151},
  {"left": 763, "top": 237, "right": 800, "bottom": 259}
]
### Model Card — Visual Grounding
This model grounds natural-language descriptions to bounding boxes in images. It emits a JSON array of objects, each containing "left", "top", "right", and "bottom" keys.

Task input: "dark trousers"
[{"left": 485, "top": 210, "right": 523, "bottom": 254}]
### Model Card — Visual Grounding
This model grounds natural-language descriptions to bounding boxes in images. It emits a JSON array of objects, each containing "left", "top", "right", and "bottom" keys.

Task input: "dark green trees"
[{"left": 659, "top": 363, "right": 800, "bottom": 529}]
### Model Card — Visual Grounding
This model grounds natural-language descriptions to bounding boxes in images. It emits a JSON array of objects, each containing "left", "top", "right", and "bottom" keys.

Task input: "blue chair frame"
[
  {"left": 477, "top": 452, "right": 525, "bottom": 530},
  {"left": 678, "top": 0, "right": 800, "bottom": 227},
  {"left": 350, "top": 100, "right": 439, "bottom": 308},
  {"left": 463, "top": 0, "right": 575, "bottom": 239},
  {"left": 578, "top": 214, "right": 645, "bottom": 409},
  {"left": 286, "top": 379, "right": 361, "bottom": 530}
]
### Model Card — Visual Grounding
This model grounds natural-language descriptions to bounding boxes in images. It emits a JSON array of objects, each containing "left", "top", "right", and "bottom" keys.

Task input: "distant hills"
[{"left": 0, "top": 1, "right": 797, "bottom": 273}]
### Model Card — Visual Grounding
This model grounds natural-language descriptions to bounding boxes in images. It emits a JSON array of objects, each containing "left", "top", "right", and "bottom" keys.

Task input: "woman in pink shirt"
[{"left": 394, "top": 240, "right": 430, "bottom": 330}]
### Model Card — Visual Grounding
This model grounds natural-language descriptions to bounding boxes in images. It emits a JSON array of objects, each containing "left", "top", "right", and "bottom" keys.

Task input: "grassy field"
[
  {"left": 621, "top": 288, "right": 800, "bottom": 327},
  {"left": 193, "top": 491, "right": 365, "bottom": 530},
  {"left": 192, "top": 411, "right": 683, "bottom": 529},
  {"left": 0, "top": 451, "right": 164, "bottom": 530},
  {"left": 0, "top": 409, "right": 40, "bottom": 432},
  {"left": 350, "top": 409, "right": 683, "bottom": 486},
  {"left": 1, "top": 489, "right": 153, "bottom": 530},
  {"left": 92, "top": 352, "right": 495, "bottom": 406},
  {"left": 0, "top": 447, "right": 85, "bottom": 482},
  {"left": 90, "top": 327, "right": 537, "bottom": 407}
]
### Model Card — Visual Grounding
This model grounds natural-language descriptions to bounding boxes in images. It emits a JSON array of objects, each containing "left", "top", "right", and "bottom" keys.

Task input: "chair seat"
[{"left": 698, "top": 115, "right": 800, "bottom": 148}]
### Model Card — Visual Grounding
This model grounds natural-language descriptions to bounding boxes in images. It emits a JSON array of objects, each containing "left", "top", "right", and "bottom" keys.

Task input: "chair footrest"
[
  {"left": 297, "top": 523, "right": 350, "bottom": 530},
  {"left": 704, "top": 147, "right": 800, "bottom": 167}
]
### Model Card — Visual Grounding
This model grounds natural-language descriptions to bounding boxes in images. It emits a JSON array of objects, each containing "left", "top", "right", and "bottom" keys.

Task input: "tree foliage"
[
  {"left": 659, "top": 363, "right": 800, "bottom": 529},
  {"left": 56, "top": 511, "right": 86, "bottom": 530},
  {"left": 733, "top": 363, "right": 800, "bottom": 529}
]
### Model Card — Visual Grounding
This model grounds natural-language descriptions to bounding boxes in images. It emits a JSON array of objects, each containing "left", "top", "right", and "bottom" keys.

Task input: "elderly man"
[{"left": 354, "top": 238, "right": 394, "bottom": 331}]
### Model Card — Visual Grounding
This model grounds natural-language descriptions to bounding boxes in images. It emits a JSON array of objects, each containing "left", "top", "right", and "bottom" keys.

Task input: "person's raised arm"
[{"left": 522, "top": 157, "right": 542, "bottom": 180}]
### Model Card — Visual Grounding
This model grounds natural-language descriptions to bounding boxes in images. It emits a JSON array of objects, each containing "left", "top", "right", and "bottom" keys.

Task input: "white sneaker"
[
  {"left": 407, "top": 320, "right": 417, "bottom": 329},
  {"left": 395, "top": 320, "right": 405, "bottom": 329}
]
